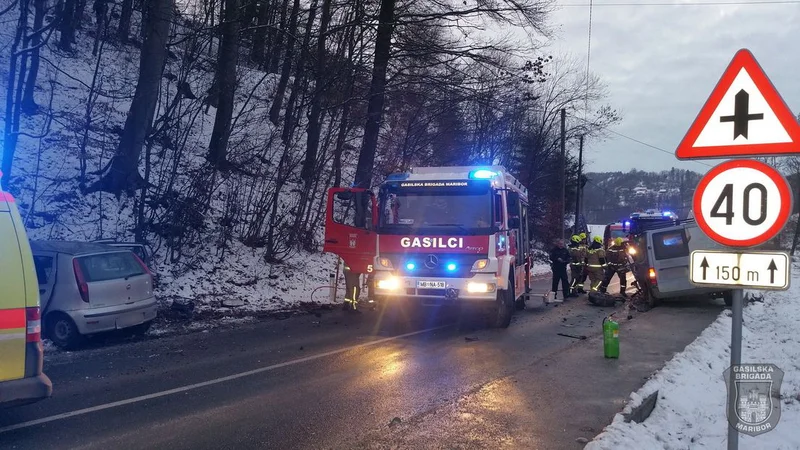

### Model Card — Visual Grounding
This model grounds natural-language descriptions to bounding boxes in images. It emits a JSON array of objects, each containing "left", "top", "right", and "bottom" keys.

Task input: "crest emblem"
[{"left": 724, "top": 363, "right": 783, "bottom": 436}]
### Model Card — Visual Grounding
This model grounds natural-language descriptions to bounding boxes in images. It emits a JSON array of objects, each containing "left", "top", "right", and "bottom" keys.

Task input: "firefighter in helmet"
[
  {"left": 578, "top": 232, "right": 589, "bottom": 287},
  {"left": 599, "top": 237, "right": 629, "bottom": 297},
  {"left": 586, "top": 235, "right": 607, "bottom": 292},
  {"left": 567, "top": 234, "right": 586, "bottom": 296}
]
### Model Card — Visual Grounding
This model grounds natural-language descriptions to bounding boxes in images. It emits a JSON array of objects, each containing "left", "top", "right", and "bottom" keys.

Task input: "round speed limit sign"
[{"left": 694, "top": 159, "right": 792, "bottom": 247}]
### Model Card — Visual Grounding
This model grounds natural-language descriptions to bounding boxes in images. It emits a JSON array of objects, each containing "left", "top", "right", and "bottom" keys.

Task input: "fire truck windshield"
[{"left": 378, "top": 183, "right": 493, "bottom": 235}]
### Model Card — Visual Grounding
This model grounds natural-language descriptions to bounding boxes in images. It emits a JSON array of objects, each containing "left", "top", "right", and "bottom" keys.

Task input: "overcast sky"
[{"left": 546, "top": 0, "right": 800, "bottom": 174}]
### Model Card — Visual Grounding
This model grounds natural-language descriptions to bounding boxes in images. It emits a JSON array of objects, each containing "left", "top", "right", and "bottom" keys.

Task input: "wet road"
[{"left": 0, "top": 275, "right": 725, "bottom": 449}]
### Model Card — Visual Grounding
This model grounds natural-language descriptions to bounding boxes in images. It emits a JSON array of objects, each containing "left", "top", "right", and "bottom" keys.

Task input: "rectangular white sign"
[{"left": 690, "top": 251, "right": 790, "bottom": 290}]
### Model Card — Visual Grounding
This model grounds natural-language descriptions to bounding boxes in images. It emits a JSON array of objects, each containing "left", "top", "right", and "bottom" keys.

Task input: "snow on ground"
[{"left": 586, "top": 265, "right": 800, "bottom": 450}]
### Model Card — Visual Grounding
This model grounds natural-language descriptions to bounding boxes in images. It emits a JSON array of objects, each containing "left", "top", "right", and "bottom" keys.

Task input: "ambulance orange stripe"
[
  {"left": 0, "top": 192, "right": 14, "bottom": 202},
  {"left": 0, "top": 308, "right": 26, "bottom": 329}
]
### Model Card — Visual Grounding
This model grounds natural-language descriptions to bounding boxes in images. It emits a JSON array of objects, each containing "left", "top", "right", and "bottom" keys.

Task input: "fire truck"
[{"left": 323, "top": 166, "right": 532, "bottom": 328}]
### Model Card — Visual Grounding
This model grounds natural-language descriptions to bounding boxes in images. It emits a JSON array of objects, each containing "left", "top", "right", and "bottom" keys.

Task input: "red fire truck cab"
[{"left": 324, "top": 166, "right": 532, "bottom": 328}]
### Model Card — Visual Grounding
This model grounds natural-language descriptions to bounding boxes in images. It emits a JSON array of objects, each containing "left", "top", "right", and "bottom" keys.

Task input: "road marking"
[{"left": 0, "top": 324, "right": 450, "bottom": 434}]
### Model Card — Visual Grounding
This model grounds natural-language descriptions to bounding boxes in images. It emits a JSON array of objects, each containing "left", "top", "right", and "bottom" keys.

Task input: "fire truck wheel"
[{"left": 490, "top": 288, "right": 514, "bottom": 328}]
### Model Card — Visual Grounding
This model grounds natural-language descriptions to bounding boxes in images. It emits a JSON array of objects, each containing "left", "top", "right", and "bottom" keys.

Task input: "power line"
[
  {"left": 561, "top": 0, "right": 800, "bottom": 6},
  {"left": 566, "top": 113, "right": 715, "bottom": 169}
]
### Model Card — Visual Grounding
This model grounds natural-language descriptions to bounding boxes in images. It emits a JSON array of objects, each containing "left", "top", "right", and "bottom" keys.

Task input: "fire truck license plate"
[{"left": 417, "top": 281, "right": 446, "bottom": 289}]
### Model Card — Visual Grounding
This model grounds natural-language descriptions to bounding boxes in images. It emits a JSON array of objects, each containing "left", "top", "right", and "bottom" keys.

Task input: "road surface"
[{"left": 0, "top": 275, "right": 724, "bottom": 449}]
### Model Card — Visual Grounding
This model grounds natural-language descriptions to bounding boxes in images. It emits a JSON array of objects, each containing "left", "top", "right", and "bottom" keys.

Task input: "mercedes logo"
[{"left": 424, "top": 254, "right": 438, "bottom": 269}]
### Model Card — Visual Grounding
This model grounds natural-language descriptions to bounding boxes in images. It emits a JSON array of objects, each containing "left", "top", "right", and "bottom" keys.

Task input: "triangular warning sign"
[{"left": 676, "top": 49, "right": 800, "bottom": 159}]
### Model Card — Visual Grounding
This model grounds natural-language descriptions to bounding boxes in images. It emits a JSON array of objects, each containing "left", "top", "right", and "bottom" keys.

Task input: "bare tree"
[
  {"left": 89, "top": 0, "right": 173, "bottom": 195},
  {"left": 207, "top": 0, "right": 241, "bottom": 167},
  {"left": 117, "top": 0, "right": 133, "bottom": 43},
  {"left": 352, "top": 0, "right": 395, "bottom": 188}
]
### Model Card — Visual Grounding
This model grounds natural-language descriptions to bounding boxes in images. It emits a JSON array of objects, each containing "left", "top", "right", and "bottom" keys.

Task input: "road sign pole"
[{"left": 727, "top": 288, "right": 744, "bottom": 450}]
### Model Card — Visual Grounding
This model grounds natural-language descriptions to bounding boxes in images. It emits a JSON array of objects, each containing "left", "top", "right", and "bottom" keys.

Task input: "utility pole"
[
  {"left": 560, "top": 108, "right": 566, "bottom": 240},
  {"left": 574, "top": 135, "right": 584, "bottom": 235}
]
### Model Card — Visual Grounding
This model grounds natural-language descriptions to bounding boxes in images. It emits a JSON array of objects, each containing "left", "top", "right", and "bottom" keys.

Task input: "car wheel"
[
  {"left": 490, "top": 287, "right": 514, "bottom": 328},
  {"left": 48, "top": 314, "right": 83, "bottom": 350}
]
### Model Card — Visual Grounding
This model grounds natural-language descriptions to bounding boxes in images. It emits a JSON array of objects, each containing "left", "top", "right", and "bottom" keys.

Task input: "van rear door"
[
  {"left": 74, "top": 251, "right": 153, "bottom": 309},
  {"left": 0, "top": 193, "right": 27, "bottom": 382},
  {"left": 649, "top": 227, "right": 693, "bottom": 294}
]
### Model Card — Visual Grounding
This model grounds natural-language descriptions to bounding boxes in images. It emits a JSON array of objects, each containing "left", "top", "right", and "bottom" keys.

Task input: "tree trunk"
[
  {"left": 89, "top": 0, "right": 172, "bottom": 195},
  {"left": 299, "top": 0, "right": 331, "bottom": 185},
  {"left": 207, "top": 0, "right": 240, "bottom": 167},
  {"left": 249, "top": 0, "right": 270, "bottom": 64},
  {"left": 1, "top": 0, "right": 29, "bottom": 190},
  {"left": 118, "top": 0, "right": 133, "bottom": 43},
  {"left": 267, "top": 0, "right": 299, "bottom": 126},
  {"left": 280, "top": 0, "right": 316, "bottom": 144},
  {"left": 21, "top": 0, "right": 45, "bottom": 114},
  {"left": 73, "top": 0, "right": 85, "bottom": 29},
  {"left": 353, "top": 0, "right": 395, "bottom": 188},
  {"left": 59, "top": 0, "right": 76, "bottom": 51},
  {"left": 267, "top": 0, "right": 289, "bottom": 73}
]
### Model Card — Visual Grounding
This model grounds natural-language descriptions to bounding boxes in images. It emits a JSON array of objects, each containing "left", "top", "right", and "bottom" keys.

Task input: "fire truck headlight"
[
  {"left": 471, "top": 259, "right": 489, "bottom": 270},
  {"left": 467, "top": 282, "right": 495, "bottom": 293},
  {"left": 467, "top": 282, "right": 496, "bottom": 294},
  {"left": 379, "top": 257, "right": 393, "bottom": 269},
  {"left": 377, "top": 277, "right": 400, "bottom": 291},
  {"left": 627, "top": 247, "right": 637, "bottom": 256}
]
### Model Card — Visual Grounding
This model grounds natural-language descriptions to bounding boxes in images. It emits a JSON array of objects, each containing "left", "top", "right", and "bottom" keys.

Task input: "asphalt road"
[{"left": 0, "top": 275, "right": 725, "bottom": 450}]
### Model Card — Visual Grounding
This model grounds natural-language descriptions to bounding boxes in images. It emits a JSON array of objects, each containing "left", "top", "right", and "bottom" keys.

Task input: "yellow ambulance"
[{"left": 0, "top": 179, "right": 52, "bottom": 407}]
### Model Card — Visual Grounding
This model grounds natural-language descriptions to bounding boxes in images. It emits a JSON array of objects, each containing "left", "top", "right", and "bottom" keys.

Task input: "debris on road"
[
  {"left": 389, "top": 417, "right": 402, "bottom": 427},
  {"left": 557, "top": 333, "right": 587, "bottom": 340}
]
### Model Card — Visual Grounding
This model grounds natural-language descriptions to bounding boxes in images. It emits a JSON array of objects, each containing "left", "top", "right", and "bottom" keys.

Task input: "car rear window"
[
  {"left": 77, "top": 252, "right": 145, "bottom": 282},
  {"left": 653, "top": 230, "right": 689, "bottom": 260},
  {"left": 33, "top": 256, "right": 54, "bottom": 285}
]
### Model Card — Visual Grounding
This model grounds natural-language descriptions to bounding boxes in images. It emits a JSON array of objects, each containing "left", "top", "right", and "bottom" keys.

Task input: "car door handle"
[{"left": 325, "top": 239, "right": 339, "bottom": 244}]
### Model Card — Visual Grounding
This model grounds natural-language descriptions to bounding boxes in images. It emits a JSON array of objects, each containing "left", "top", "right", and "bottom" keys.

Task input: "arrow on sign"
[
  {"left": 768, "top": 259, "right": 778, "bottom": 284},
  {"left": 701, "top": 257, "right": 710, "bottom": 280}
]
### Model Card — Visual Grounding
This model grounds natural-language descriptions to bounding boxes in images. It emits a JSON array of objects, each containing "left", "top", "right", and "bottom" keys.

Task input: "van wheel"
[
  {"left": 48, "top": 314, "right": 83, "bottom": 350},
  {"left": 490, "top": 288, "right": 514, "bottom": 328}
]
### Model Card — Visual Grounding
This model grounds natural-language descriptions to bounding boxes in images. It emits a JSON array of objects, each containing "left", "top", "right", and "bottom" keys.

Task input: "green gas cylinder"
[{"left": 603, "top": 316, "right": 619, "bottom": 359}]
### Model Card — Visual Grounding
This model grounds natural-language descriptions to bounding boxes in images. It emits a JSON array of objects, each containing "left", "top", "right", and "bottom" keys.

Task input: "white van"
[{"left": 629, "top": 221, "right": 733, "bottom": 305}]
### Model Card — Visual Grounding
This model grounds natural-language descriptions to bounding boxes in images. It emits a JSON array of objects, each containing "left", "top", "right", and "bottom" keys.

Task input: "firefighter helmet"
[
  {"left": 593, "top": 235, "right": 603, "bottom": 243},
  {"left": 614, "top": 237, "right": 624, "bottom": 246},
  {"left": 571, "top": 234, "right": 581, "bottom": 243},
  {"left": 580, "top": 232, "right": 587, "bottom": 240}
]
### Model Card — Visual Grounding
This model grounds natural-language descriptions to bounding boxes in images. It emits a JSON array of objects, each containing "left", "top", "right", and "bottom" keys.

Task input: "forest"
[{"left": 0, "top": 0, "right": 620, "bottom": 306}]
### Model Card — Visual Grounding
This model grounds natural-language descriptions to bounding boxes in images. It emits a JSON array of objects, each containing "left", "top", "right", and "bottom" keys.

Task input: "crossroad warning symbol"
[{"left": 676, "top": 49, "right": 800, "bottom": 159}]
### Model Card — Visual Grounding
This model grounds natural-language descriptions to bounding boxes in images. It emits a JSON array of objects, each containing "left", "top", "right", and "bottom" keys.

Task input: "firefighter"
[
  {"left": 547, "top": 238, "right": 571, "bottom": 303},
  {"left": 578, "top": 232, "right": 589, "bottom": 287},
  {"left": 586, "top": 235, "right": 607, "bottom": 292},
  {"left": 599, "top": 237, "right": 629, "bottom": 296},
  {"left": 342, "top": 264, "right": 361, "bottom": 312},
  {"left": 567, "top": 234, "right": 586, "bottom": 296}
]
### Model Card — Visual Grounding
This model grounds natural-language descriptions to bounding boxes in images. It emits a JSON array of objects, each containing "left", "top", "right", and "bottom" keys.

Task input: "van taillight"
[
  {"left": 73, "top": 259, "right": 90, "bottom": 302},
  {"left": 648, "top": 267, "right": 657, "bottom": 285},
  {"left": 26, "top": 307, "right": 41, "bottom": 343}
]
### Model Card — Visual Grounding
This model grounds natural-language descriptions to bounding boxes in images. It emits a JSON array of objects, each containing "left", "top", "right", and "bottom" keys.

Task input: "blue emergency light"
[
  {"left": 662, "top": 211, "right": 673, "bottom": 217},
  {"left": 469, "top": 169, "right": 497, "bottom": 179},
  {"left": 446, "top": 263, "right": 457, "bottom": 272},
  {"left": 406, "top": 262, "right": 416, "bottom": 270}
]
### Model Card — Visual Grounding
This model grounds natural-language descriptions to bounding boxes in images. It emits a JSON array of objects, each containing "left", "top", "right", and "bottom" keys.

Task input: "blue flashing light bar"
[
  {"left": 662, "top": 211, "right": 673, "bottom": 217},
  {"left": 446, "top": 263, "right": 457, "bottom": 272},
  {"left": 406, "top": 262, "right": 416, "bottom": 270},
  {"left": 469, "top": 169, "right": 497, "bottom": 179},
  {"left": 624, "top": 221, "right": 631, "bottom": 227}
]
